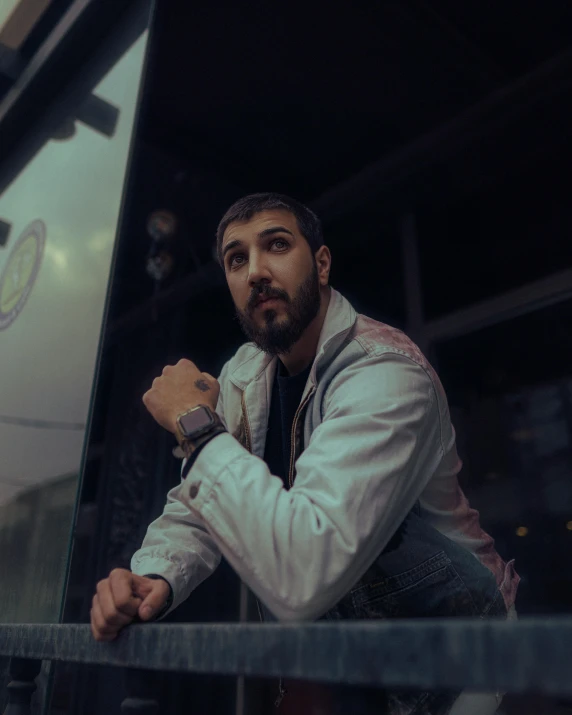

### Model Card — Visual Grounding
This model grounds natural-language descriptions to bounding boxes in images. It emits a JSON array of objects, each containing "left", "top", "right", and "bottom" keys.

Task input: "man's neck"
[{"left": 279, "top": 287, "right": 331, "bottom": 376}]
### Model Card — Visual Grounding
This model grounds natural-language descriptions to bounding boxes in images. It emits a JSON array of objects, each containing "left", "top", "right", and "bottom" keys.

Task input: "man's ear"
[{"left": 316, "top": 245, "right": 331, "bottom": 286}]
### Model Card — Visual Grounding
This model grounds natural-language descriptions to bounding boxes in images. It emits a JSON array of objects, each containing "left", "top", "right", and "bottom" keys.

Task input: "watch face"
[{"left": 179, "top": 407, "right": 214, "bottom": 437}]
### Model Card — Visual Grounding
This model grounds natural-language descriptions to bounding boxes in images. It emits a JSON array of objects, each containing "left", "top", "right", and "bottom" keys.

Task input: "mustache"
[{"left": 250, "top": 290, "right": 288, "bottom": 307}]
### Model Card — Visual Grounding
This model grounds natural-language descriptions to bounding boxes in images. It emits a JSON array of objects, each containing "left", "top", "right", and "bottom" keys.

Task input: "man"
[{"left": 91, "top": 193, "right": 519, "bottom": 714}]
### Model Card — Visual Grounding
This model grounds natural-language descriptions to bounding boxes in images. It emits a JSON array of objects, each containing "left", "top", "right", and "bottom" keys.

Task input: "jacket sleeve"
[
  {"left": 130, "top": 360, "right": 231, "bottom": 614},
  {"left": 182, "top": 352, "right": 445, "bottom": 621}
]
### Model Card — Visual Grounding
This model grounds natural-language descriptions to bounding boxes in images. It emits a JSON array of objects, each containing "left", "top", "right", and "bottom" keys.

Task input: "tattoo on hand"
[{"left": 195, "top": 379, "right": 211, "bottom": 393}]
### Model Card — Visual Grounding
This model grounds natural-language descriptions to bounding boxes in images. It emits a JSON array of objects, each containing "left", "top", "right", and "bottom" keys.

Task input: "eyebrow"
[{"left": 222, "top": 225, "right": 295, "bottom": 261}]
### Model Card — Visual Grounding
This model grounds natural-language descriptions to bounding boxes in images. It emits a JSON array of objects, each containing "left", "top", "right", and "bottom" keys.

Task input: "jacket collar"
[{"left": 228, "top": 287, "right": 357, "bottom": 390}]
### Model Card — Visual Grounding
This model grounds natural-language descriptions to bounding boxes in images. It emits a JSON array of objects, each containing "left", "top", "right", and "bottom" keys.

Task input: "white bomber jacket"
[{"left": 131, "top": 287, "right": 519, "bottom": 621}]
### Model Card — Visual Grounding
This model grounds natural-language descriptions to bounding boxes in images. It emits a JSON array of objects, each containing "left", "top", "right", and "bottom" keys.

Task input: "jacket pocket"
[{"left": 350, "top": 550, "right": 480, "bottom": 619}]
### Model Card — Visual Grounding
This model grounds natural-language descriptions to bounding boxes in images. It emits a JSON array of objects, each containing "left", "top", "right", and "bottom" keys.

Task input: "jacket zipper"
[
  {"left": 274, "top": 680, "right": 287, "bottom": 708},
  {"left": 241, "top": 391, "right": 287, "bottom": 707},
  {"left": 242, "top": 387, "right": 319, "bottom": 708},
  {"left": 287, "top": 389, "right": 315, "bottom": 487},
  {"left": 277, "top": 390, "right": 315, "bottom": 706},
  {"left": 240, "top": 391, "right": 252, "bottom": 453}
]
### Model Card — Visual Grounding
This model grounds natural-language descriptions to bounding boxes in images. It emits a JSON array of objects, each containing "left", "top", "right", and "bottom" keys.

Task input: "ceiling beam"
[
  {"left": 0, "top": 0, "right": 149, "bottom": 196},
  {"left": 424, "top": 267, "right": 572, "bottom": 343},
  {"left": 310, "top": 45, "right": 572, "bottom": 222},
  {"left": 409, "top": 0, "right": 508, "bottom": 85},
  {"left": 0, "top": 0, "right": 51, "bottom": 50}
]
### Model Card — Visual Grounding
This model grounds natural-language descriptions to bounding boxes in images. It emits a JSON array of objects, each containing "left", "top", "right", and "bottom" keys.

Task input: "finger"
[
  {"left": 131, "top": 574, "right": 155, "bottom": 599},
  {"left": 109, "top": 569, "right": 143, "bottom": 618},
  {"left": 91, "top": 595, "right": 117, "bottom": 642},
  {"left": 136, "top": 579, "right": 171, "bottom": 621},
  {"left": 96, "top": 578, "right": 134, "bottom": 628},
  {"left": 91, "top": 595, "right": 111, "bottom": 639}
]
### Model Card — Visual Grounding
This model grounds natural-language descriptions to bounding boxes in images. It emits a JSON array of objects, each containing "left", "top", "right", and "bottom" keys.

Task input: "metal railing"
[{"left": 1, "top": 617, "right": 572, "bottom": 712}]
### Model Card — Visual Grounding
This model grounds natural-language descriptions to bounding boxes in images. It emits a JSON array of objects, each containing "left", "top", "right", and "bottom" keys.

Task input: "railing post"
[
  {"left": 121, "top": 668, "right": 160, "bottom": 714},
  {"left": 2, "top": 658, "right": 42, "bottom": 715}
]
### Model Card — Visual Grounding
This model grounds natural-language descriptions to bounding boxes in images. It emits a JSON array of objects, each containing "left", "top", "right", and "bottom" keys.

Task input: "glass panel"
[
  {"left": 434, "top": 297, "right": 572, "bottom": 616},
  {"left": 0, "top": 25, "right": 150, "bottom": 623},
  {"left": 434, "top": 299, "right": 572, "bottom": 713},
  {"left": 416, "top": 159, "right": 572, "bottom": 319}
]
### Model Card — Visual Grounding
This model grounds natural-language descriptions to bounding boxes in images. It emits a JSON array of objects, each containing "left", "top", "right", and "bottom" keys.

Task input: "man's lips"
[{"left": 255, "top": 296, "right": 283, "bottom": 307}]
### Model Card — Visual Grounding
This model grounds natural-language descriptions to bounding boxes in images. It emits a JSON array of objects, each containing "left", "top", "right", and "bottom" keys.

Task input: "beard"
[{"left": 234, "top": 260, "right": 322, "bottom": 357}]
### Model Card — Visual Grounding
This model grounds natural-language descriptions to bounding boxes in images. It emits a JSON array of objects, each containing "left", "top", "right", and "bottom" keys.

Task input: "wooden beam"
[{"left": 0, "top": 0, "right": 52, "bottom": 50}]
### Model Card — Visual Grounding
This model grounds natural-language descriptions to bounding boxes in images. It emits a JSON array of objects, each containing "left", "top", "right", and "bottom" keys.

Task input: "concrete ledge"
[{"left": 0, "top": 618, "right": 571, "bottom": 695}]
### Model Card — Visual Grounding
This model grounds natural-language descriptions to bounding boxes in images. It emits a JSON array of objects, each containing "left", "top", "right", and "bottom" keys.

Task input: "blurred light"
[
  {"left": 516, "top": 526, "right": 528, "bottom": 537},
  {"left": 566, "top": 521, "right": 572, "bottom": 531},
  {"left": 511, "top": 429, "right": 534, "bottom": 442},
  {"left": 147, "top": 210, "right": 177, "bottom": 241},
  {"left": 46, "top": 245, "right": 68, "bottom": 270}
]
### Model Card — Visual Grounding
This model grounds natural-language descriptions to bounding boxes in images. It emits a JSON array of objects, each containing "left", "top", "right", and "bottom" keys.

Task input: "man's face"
[{"left": 221, "top": 209, "right": 323, "bottom": 357}]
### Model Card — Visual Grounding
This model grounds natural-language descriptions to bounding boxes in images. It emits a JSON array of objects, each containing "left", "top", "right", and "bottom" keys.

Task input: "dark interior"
[
  {"left": 111, "top": 0, "right": 572, "bottom": 334},
  {"left": 2, "top": 1, "right": 572, "bottom": 712}
]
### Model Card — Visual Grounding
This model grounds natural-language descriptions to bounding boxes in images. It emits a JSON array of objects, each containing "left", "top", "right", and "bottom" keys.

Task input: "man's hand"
[
  {"left": 90, "top": 568, "right": 171, "bottom": 642},
  {"left": 142, "top": 358, "right": 220, "bottom": 434}
]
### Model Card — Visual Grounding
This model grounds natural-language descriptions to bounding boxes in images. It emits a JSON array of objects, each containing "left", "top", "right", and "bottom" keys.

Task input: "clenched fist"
[
  {"left": 142, "top": 358, "right": 220, "bottom": 434},
  {"left": 90, "top": 568, "right": 171, "bottom": 642}
]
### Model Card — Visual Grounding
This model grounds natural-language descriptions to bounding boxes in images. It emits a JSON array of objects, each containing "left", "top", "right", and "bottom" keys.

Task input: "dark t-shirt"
[{"left": 263, "top": 359, "right": 312, "bottom": 489}]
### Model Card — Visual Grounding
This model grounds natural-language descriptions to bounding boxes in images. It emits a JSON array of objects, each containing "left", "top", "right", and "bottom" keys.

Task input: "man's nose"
[{"left": 247, "top": 253, "right": 272, "bottom": 286}]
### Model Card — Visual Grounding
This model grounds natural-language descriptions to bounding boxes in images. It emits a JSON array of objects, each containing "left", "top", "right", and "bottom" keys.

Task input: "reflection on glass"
[
  {"left": 435, "top": 298, "right": 572, "bottom": 616},
  {"left": 0, "top": 29, "right": 149, "bottom": 623}
]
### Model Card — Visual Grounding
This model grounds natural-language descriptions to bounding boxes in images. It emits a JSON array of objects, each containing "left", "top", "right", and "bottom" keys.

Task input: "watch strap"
[
  {"left": 180, "top": 426, "right": 227, "bottom": 479},
  {"left": 182, "top": 421, "right": 227, "bottom": 458}
]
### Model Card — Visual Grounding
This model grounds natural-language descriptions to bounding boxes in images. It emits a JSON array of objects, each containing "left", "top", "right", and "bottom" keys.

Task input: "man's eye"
[
  {"left": 229, "top": 239, "right": 288, "bottom": 268},
  {"left": 229, "top": 254, "right": 244, "bottom": 267}
]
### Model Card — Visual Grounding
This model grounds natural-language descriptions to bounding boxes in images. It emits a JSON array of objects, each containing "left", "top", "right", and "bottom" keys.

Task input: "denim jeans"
[{"left": 263, "top": 508, "right": 511, "bottom": 714}]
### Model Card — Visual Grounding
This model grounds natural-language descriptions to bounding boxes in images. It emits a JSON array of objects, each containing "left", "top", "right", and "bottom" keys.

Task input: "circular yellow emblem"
[{"left": 0, "top": 220, "right": 46, "bottom": 330}]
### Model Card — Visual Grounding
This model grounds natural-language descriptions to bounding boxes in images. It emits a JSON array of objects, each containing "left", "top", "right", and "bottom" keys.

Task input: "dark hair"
[{"left": 215, "top": 192, "right": 324, "bottom": 267}]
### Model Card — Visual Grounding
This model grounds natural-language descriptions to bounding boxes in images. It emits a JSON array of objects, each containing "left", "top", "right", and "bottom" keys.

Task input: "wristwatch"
[{"left": 173, "top": 404, "right": 227, "bottom": 460}]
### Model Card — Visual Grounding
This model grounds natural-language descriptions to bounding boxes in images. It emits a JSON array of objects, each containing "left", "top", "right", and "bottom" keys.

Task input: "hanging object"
[
  {"left": 145, "top": 209, "right": 177, "bottom": 282},
  {"left": 145, "top": 209, "right": 178, "bottom": 322},
  {"left": 145, "top": 251, "right": 174, "bottom": 282},
  {"left": 51, "top": 117, "right": 77, "bottom": 141},
  {"left": 146, "top": 209, "right": 177, "bottom": 243}
]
